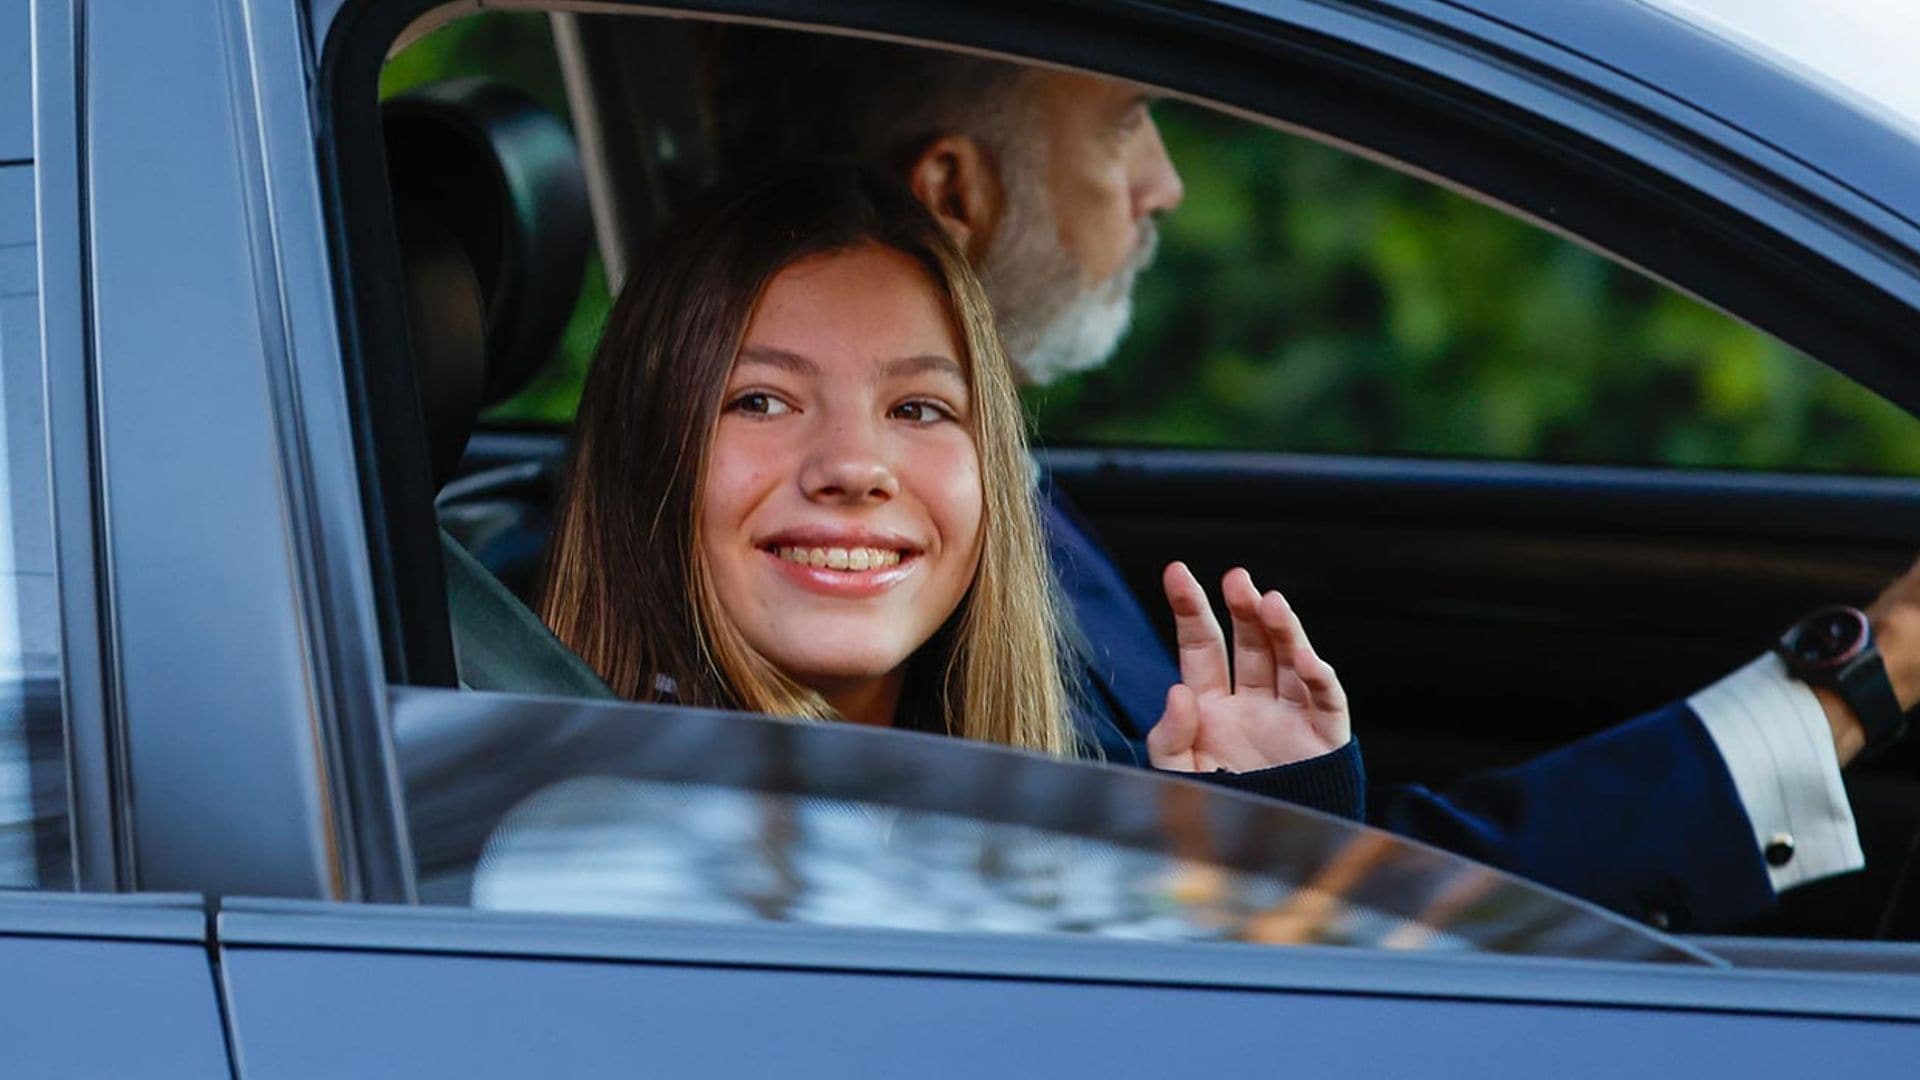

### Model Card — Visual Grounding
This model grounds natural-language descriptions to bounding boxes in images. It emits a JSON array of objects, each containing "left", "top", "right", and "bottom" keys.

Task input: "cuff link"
[{"left": 1765, "top": 832, "right": 1796, "bottom": 867}]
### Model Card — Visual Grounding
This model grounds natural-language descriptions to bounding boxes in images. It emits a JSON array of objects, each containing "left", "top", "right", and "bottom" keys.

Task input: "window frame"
[{"left": 31, "top": 0, "right": 118, "bottom": 892}]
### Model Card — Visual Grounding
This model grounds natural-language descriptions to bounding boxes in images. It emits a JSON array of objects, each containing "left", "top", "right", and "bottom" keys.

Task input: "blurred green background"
[{"left": 383, "top": 13, "right": 1920, "bottom": 475}]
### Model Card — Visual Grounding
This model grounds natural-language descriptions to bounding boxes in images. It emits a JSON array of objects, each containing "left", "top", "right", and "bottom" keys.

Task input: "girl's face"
[{"left": 699, "top": 243, "right": 984, "bottom": 721}]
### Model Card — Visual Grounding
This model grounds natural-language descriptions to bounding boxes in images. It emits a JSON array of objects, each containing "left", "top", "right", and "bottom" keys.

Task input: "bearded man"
[{"left": 709, "top": 29, "right": 1920, "bottom": 932}]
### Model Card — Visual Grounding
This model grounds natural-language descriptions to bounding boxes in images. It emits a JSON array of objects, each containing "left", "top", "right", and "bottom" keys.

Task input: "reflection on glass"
[
  {"left": 476, "top": 779, "right": 1501, "bottom": 949},
  {"left": 398, "top": 689, "right": 1710, "bottom": 965},
  {"left": 0, "top": 678, "right": 66, "bottom": 889},
  {"left": 1, "top": 292, "right": 70, "bottom": 891}
]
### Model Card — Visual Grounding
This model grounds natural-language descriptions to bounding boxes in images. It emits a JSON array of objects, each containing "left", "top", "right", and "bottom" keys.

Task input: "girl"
[{"left": 539, "top": 165, "right": 1358, "bottom": 812}]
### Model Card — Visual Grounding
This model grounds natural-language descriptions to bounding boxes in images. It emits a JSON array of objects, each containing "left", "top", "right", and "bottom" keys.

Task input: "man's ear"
[{"left": 906, "top": 135, "right": 1004, "bottom": 262}]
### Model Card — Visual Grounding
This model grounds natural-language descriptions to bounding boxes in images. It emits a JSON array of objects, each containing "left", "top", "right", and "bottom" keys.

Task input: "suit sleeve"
[
  {"left": 1179, "top": 738, "right": 1366, "bottom": 821},
  {"left": 1369, "top": 702, "right": 1776, "bottom": 932}
]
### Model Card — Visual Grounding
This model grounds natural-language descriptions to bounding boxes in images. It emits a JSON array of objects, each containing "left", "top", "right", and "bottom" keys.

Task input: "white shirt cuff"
[{"left": 1687, "top": 653, "right": 1863, "bottom": 893}]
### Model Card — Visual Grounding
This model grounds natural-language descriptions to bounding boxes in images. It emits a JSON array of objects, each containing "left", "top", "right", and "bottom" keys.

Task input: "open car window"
[{"left": 335, "top": 5, "right": 1920, "bottom": 954}]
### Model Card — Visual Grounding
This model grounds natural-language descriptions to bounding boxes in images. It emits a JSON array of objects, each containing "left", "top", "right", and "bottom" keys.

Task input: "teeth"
[{"left": 775, "top": 546, "right": 903, "bottom": 570}]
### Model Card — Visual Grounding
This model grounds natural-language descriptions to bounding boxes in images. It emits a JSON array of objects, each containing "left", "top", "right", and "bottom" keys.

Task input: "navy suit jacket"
[{"left": 1041, "top": 482, "right": 1778, "bottom": 933}]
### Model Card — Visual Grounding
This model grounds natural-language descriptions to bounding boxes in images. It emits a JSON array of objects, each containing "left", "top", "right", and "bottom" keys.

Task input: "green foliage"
[
  {"left": 386, "top": 20, "right": 1920, "bottom": 475},
  {"left": 380, "top": 12, "right": 568, "bottom": 118},
  {"left": 1025, "top": 102, "right": 1920, "bottom": 475}
]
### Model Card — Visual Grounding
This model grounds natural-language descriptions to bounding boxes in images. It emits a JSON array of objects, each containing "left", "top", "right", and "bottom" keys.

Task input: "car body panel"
[
  {"left": 1447, "top": 0, "right": 1920, "bottom": 233},
  {"left": 77, "top": 0, "right": 345, "bottom": 899},
  {"left": 58, "top": 0, "right": 410, "bottom": 902},
  {"left": 216, "top": 899, "right": 1920, "bottom": 1078},
  {"left": 0, "top": 893, "right": 231, "bottom": 1078}
]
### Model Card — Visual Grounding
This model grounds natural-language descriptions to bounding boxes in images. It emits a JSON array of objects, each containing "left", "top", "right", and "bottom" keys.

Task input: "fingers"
[
  {"left": 1163, "top": 562, "right": 1230, "bottom": 696},
  {"left": 1147, "top": 683, "right": 1201, "bottom": 771},
  {"left": 1223, "top": 568, "right": 1275, "bottom": 695},
  {"left": 1259, "top": 589, "right": 1347, "bottom": 715}
]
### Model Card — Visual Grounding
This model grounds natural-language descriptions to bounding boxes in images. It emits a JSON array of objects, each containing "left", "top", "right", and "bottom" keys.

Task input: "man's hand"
[
  {"left": 1146, "top": 563, "right": 1351, "bottom": 773},
  {"left": 1821, "top": 554, "right": 1920, "bottom": 765}
]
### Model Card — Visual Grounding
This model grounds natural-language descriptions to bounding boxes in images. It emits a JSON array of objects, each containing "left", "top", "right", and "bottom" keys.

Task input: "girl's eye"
[
  {"left": 890, "top": 399, "right": 955, "bottom": 424},
  {"left": 725, "top": 392, "right": 792, "bottom": 417}
]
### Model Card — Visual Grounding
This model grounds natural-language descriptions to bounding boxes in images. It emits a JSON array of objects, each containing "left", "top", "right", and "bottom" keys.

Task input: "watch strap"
[{"left": 1837, "top": 647, "right": 1910, "bottom": 760}]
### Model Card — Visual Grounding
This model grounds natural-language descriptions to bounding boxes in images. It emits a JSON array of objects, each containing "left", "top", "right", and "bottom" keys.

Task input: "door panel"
[
  {"left": 217, "top": 901, "right": 1920, "bottom": 1079},
  {"left": 0, "top": 895, "right": 231, "bottom": 1078}
]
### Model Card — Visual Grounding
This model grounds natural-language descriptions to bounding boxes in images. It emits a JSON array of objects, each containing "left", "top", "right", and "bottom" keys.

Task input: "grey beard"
[{"left": 977, "top": 187, "right": 1159, "bottom": 386}]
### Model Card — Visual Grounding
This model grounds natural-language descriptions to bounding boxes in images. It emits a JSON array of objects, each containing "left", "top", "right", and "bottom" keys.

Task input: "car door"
[
  {"left": 185, "top": 0, "right": 1920, "bottom": 1073},
  {"left": 1, "top": 4, "right": 233, "bottom": 1074},
  {"left": 217, "top": 689, "right": 1920, "bottom": 1078}
]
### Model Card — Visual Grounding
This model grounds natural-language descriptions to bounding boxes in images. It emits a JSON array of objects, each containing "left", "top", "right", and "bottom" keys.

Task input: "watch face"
[{"left": 1784, "top": 605, "right": 1870, "bottom": 671}]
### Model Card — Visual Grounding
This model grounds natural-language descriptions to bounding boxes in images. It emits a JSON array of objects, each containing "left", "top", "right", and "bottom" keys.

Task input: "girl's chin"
[{"left": 784, "top": 657, "right": 909, "bottom": 688}]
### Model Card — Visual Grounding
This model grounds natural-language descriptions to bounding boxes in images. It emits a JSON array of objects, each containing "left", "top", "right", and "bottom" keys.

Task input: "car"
[{"left": 4, "top": 0, "right": 1920, "bottom": 1075}]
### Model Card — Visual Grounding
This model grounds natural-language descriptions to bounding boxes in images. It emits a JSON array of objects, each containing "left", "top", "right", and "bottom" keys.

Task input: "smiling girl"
[{"left": 539, "top": 166, "right": 1358, "bottom": 810}]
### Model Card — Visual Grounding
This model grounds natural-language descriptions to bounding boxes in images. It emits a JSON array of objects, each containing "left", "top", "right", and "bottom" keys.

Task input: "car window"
[
  {"left": 342, "top": 6, "right": 1920, "bottom": 958},
  {"left": 0, "top": 158, "right": 74, "bottom": 891}
]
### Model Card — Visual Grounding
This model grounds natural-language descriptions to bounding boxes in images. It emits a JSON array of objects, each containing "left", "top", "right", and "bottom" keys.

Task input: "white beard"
[
  {"left": 976, "top": 164, "right": 1159, "bottom": 386},
  {"left": 1017, "top": 232, "right": 1154, "bottom": 386}
]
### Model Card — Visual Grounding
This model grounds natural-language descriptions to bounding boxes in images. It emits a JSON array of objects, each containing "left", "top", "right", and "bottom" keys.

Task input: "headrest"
[{"left": 384, "top": 77, "right": 591, "bottom": 485}]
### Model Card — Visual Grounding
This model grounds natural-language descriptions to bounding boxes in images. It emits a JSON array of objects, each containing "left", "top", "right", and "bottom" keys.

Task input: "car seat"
[{"left": 384, "top": 76, "right": 612, "bottom": 699}]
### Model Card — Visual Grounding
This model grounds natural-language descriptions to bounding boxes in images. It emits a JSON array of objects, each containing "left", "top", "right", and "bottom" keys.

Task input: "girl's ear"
[{"left": 906, "top": 135, "right": 1005, "bottom": 262}]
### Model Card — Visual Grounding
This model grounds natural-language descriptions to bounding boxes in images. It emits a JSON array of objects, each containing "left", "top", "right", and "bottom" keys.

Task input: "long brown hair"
[{"left": 540, "top": 165, "right": 1076, "bottom": 755}]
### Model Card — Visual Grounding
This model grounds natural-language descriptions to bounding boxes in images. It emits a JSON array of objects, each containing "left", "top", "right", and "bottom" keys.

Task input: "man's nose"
[
  {"left": 799, "top": 422, "right": 899, "bottom": 503},
  {"left": 1132, "top": 115, "right": 1185, "bottom": 220}
]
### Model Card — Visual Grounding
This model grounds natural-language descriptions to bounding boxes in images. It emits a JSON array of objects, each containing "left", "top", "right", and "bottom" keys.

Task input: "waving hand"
[{"left": 1146, "top": 563, "right": 1351, "bottom": 773}]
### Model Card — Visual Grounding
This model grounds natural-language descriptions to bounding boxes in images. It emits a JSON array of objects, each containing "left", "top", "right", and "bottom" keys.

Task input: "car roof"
[{"left": 1221, "top": 0, "right": 1920, "bottom": 241}]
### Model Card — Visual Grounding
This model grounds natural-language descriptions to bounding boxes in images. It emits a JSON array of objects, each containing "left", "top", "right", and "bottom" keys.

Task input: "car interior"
[{"left": 358, "top": 8, "right": 1920, "bottom": 943}]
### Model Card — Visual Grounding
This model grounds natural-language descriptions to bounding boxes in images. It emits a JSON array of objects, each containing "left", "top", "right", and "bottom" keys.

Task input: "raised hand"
[{"left": 1146, "top": 563, "right": 1351, "bottom": 773}]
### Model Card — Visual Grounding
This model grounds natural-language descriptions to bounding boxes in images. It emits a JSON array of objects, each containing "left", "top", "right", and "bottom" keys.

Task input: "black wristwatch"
[{"left": 1774, "top": 605, "right": 1910, "bottom": 760}]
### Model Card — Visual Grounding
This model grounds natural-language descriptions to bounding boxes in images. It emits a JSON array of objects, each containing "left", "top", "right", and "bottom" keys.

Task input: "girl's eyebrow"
[
  {"left": 736, "top": 345, "right": 820, "bottom": 375},
  {"left": 739, "top": 345, "right": 963, "bottom": 384},
  {"left": 879, "top": 353, "right": 965, "bottom": 382}
]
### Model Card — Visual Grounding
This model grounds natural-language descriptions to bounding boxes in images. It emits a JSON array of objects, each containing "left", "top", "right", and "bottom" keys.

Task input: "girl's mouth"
[
  {"left": 756, "top": 541, "right": 921, "bottom": 598},
  {"left": 769, "top": 544, "right": 905, "bottom": 572}
]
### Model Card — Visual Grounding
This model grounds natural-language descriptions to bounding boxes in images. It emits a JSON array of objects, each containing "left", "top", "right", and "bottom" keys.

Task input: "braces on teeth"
[{"left": 776, "top": 546, "right": 904, "bottom": 571}]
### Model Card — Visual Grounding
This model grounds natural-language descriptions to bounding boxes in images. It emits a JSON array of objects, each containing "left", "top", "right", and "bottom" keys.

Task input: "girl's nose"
[{"left": 799, "top": 423, "right": 899, "bottom": 503}]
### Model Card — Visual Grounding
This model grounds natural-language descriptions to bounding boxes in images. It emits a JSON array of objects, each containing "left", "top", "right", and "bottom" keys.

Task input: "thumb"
[{"left": 1148, "top": 683, "right": 1201, "bottom": 771}]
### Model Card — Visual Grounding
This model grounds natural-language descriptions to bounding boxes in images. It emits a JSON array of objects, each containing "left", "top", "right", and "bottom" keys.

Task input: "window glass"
[
  {"left": 0, "top": 164, "right": 73, "bottom": 890},
  {"left": 398, "top": 690, "right": 1704, "bottom": 964}
]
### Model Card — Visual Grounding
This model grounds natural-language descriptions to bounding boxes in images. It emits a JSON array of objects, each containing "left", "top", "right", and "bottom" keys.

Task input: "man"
[{"left": 710, "top": 30, "right": 1920, "bottom": 931}]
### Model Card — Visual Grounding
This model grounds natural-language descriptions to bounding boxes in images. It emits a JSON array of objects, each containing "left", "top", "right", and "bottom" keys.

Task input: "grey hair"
[{"left": 705, "top": 27, "right": 1038, "bottom": 176}]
